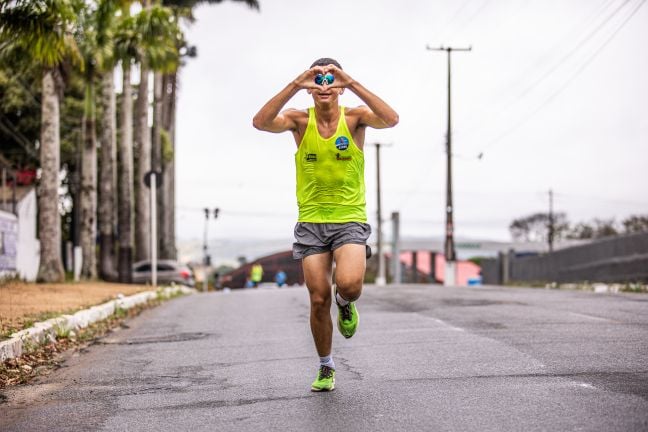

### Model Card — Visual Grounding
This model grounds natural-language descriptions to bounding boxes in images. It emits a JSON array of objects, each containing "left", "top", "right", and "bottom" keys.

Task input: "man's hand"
[
  {"left": 293, "top": 66, "right": 327, "bottom": 90},
  {"left": 320, "top": 64, "right": 354, "bottom": 90}
]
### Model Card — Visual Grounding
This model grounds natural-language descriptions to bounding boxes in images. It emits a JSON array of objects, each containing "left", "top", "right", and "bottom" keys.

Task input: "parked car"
[{"left": 132, "top": 260, "right": 195, "bottom": 287}]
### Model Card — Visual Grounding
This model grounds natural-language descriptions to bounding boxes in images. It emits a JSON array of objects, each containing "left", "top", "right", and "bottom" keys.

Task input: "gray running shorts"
[{"left": 292, "top": 222, "right": 372, "bottom": 260}]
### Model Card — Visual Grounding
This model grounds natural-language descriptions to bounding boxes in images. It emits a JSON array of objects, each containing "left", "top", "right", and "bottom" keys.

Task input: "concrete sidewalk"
[{"left": 0, "top": 285, "right": 195, "bottom": 362}]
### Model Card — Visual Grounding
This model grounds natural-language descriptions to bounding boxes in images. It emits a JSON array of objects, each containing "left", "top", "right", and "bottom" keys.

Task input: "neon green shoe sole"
[{"left": 311, "top": 365, "right": 335, "bottom": 392}]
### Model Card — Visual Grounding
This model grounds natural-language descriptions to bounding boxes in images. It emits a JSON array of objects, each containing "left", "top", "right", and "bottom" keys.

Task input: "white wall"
[
  {"left": 15, "top": 188, "right": 39, "bottom": 281},
  {"left": 0, "top": 210, "right": 18, "bottom": 278}
]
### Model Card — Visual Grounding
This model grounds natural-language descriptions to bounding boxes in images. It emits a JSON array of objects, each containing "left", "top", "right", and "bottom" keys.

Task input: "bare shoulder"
[
  {"left": 344, "top": 105, "right": 370, "bottom": 130},
  {"left": 344, "top": 105, "right": 371, "bottom": 117},
  {"left": 282, "top": 108, "right": 308, "bottom": 119},
  {"left": 279, "top": 108, "right": 307, "bottom": 130}
]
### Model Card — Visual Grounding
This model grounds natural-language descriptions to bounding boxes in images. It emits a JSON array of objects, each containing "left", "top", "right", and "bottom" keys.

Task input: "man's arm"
[
  {"left": 252, "top": 82, "right": 301, "bottom": 133},
  {"left": 253, "top": 66, "right": 325, "bottom": 133},
  {"left": 324, "top": 65, "right": 399, "bottom": 129}
]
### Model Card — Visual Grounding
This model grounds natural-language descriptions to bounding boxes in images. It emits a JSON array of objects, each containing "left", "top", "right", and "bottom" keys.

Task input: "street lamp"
[{"left": 202, "top": 207, "right": 219, "bottom": 292}]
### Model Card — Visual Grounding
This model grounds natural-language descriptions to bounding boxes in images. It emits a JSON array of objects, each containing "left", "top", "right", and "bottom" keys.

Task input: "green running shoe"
[
  {"left": 335, "top": 287, "right": 359, "bottom": 339},
  {"left": 311, "top": 365, "right": 335, "bottom": 392}
]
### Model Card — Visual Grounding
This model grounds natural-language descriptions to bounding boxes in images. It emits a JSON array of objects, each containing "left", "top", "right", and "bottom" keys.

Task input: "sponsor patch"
[
  {"left": 306, "top": 153, "right": 317, "bottom": 162},
  {"left": 336, "top": 152, "right": 351, "bottom": 161},
  {"left": 335, "top": 136, "right": 350, "bottom": 151}
]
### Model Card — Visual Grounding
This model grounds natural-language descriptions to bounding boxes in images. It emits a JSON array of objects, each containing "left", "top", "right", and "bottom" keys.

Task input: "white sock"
[
  {"left": 336, "top": 292, "right": 349, "bottom": 306},
  {"left": 319, "top": 355, "right": 335, "bottom": 370}
]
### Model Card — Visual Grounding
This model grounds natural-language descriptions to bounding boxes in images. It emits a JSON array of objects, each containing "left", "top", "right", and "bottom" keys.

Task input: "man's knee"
[
  {"left": 335, "top": 275, "right": 363, "bottom": 301},
  {"left": 310, "top": 292, "right": 331, "bottom": 314}
]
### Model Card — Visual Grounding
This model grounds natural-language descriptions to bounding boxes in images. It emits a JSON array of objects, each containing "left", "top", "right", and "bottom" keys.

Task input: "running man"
[{"left": 252, "top": 58, "right": 398, "bottom": 391}]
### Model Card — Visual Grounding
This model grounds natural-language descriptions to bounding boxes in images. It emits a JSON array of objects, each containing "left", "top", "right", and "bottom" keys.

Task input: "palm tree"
[
  {"left": 114, "top": 6, "right": 139, "bottom": 282},
  {"left": 112, "top": 1, "right": 178, "bottom": 280},
  {"left": 77, "top": 0, "right": 129, "bottom": 280},
  {"left": 134, "top": 2, "right": 179, "bottom": 263},
  {"left": 145, "top": 4, "right": 182, "bottom": 261},
  {"left": 156, "top": 0, "right": 259, "bottom": 259},
  {"left": 98, "top": 65, "right": 118, "bottom": 280},
  {"left": 96, "top": 0, "right": 123, "bottom": 281},
  {"left": 0, "top": 0, "right": 83, "bottom": 283},
  {"left": 134, "top": 0, "right": 152, "bottom": 263},
  {"left": 75, "top": 3, "right": 101, "bottom": 279}
]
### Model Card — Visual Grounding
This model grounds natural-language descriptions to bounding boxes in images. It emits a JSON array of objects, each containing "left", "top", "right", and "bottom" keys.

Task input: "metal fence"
[{"left": 481, "top": 232, "right": 648, "bottom": 284}]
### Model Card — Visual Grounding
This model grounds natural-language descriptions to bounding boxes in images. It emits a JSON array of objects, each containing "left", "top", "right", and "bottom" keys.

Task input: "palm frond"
[
  {"left": 0, "top": 0, "right": 82, "bottom": 69},
  {"left": 161, "top": 0, "right": 259, "bottom": 12}
]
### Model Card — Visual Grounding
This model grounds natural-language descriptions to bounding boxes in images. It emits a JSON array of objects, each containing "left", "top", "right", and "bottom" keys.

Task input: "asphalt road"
[{"left": 1, "top": 284, "right": 647, "bottom": 431}]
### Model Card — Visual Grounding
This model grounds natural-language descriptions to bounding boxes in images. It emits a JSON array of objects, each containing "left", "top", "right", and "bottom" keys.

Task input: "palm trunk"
[
  {"left": 118, "top": 61, "right": 134, "bottom": 283},
  {"left": 98, "top": 70, "right": 117, "bottom": 281},
  {"left": 134, "top": 64, "right": 150, "bottom": 262},
  {"left": 37, "top": 69, "right": 65, "bottom": 283},
  {"left": 161, "top": 72, "right": 177, "bottom": 259},
  {"left": 80, "top": 80, "right": 98, "bottom": 279},
  {"left": 152, "top": 71, "right": 164, "bottom": 257}
]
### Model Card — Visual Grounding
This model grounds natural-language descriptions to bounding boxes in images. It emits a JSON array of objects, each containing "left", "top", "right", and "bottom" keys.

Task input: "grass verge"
[{"left": 0, "top": 292, "right": 181, "bottom": 390}]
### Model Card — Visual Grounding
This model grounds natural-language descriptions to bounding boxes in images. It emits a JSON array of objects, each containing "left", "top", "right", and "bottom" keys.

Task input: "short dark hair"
[{"left": 310, "top": 57, "right": 342, "bottom": 69}]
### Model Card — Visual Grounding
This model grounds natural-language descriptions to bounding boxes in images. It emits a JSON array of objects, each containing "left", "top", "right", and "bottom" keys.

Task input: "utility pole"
[
  {"left": 144, "top": 170, "right": 161, "bottom": 287},
  {"left": 426, "top": 44, "right": 471, "bottom": 286},
  {"left": 150, "top": 172, "right": 157, "bottom": 287},
  {"left": 372, "top": 143, "right": 391, "bottom": 286},
  {"left": 391, "top": 211, "right": 401, "bottom": 285},
  {"left": 548, "top": 189, "right": 554, "bottom": 253}
]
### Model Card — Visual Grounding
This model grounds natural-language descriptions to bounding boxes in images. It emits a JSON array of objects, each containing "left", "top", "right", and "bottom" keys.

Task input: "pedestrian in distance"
[
  {"left": 253, "top": 57, "right": 398, "bottom": 392},
  {"left": 249, "top": 263, "right": 263, "bottom": 288},
  {"left": 275, "top": 269, "right": 287, "bottom": 287}
]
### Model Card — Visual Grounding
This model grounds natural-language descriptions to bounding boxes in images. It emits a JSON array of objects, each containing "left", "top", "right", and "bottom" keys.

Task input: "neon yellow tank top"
[{"left": 295, "top": 106, "right": 366, "bottom": 223}]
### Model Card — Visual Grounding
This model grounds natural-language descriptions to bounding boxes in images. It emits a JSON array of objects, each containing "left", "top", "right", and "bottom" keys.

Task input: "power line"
[
  {"left": 477, "top": 0, "right": 646, "bottom": 156},
  {"left": 455, "top": 0, "right": 626, "bottom": 141},
  {"left": 448, "top": 0, "right": 492, "bottom": 36},
  {"left": 427, "top": 0, "right": 475, "bottom": 43},
  {"left": 554, "top": 191, "right": 648, "bottom": 207},
  {"left": 491, "top": 0, "right": 630, "bottom": 115},
  {"left": 176, "top": 206, "right": 295, "bottom": 218}
]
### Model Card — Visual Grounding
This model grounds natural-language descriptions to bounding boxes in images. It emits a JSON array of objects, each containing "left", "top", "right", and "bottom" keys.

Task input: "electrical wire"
[
  {"left": 477, "top": 0, "right": 646, "bottom": 156},
  {"left": 455, "top": 0, "right": 623, "bottom": 140},
  {"left": 491, "top": 0, "right": 628, "bottom": 117},
  {"left": 176, "top": 205, "right": 295, "bottom": 218},
  {"left": 427, "top": 0, "right": 476, "bottom": 43}
]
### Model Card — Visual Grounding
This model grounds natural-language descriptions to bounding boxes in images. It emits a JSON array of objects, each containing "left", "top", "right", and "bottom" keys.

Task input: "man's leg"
[
  {"left": 302, "top": 252, "right": 337, "bottom": 391},
  {"left": 302, "top": 252, "right": 334, "bottom": 357},
  {"left": 333, "top": 243, "right": 366, "bottom": 302},
  {"left": 332, "top": 244, "right": 366, "bottom": 339}
]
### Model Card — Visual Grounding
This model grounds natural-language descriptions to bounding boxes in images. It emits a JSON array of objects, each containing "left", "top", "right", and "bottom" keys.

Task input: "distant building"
[
  {"left": 221, "top": 250, "right": 304, "bottom": 289},
  {"left": 391, "top": 251, "right": 481, "bottom": 286}
]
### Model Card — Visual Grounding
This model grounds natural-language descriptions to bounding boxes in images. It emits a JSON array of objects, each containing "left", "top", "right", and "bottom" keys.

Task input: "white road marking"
[
  {"left": 568, "top": 312, "right": 613, "bottom": 322},
  {"left": 431, "top": 318, "right": 465, "bottom": 332}
]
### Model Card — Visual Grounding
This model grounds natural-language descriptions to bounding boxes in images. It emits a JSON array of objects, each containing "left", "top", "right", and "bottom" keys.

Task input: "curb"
[{"left": 0, "top": 285, "right": 196, "bottom": 362}]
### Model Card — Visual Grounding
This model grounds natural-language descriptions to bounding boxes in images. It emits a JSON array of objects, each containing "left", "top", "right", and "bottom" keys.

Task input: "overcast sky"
[{"left": 174, "top": 0, "right": 648, "bottom": 252}]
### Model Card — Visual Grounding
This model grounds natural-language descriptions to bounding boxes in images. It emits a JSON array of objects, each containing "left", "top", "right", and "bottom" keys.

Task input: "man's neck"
[{"left": 314, "top": 103, "right": 340, "bottom": 123}]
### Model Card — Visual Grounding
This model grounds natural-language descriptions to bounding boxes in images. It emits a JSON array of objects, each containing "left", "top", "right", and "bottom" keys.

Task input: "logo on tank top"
[
  {"left": 336, "top": 152, "right": 351, "bottom": 161},
  {"left": 335, "top": 136, "right": 350, "bottom": 151},
  {"left": 306, "top": 153, "right": 317, "bottom": 162}
]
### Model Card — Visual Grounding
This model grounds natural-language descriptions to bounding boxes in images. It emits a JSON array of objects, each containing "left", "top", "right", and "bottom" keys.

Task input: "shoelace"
[
  {"left": 319, "top": 365, "right": 334, "bottom": 379},
  {"left": 340, "top": 303, "right": 352, "bottom": 321}
]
